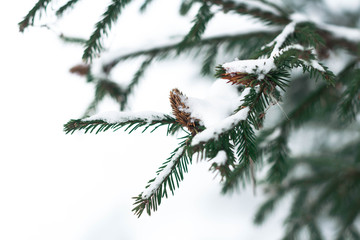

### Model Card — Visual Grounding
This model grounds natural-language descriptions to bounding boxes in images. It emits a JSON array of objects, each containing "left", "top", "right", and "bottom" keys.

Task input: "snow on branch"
[
  {"left": 192, "top": 106, "right": 249, "bottom": 145},
  {"left": 219, "top": 17, "right": 335, "bottom": 83},
  {"left": 191, "top": 87, "right": 251, "bottom": 145},
  {"left": 132, "top": 138, "right": 192, "bottom": 217},
  {"left": 64, "top": 111, "right": 182, "bottom": 135},
  {"left": 142, "top": 146, "right": 186, "bottom": 199}
]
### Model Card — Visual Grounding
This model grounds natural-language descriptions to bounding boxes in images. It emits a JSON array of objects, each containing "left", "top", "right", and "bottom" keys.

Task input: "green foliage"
[
  {"left": 56, "top": 0, "right": 81, "bottom": 17},
  {"left": 82, "top": 0, "right": 133, "bottom": 62},
  {"left": 255, "top": 142, "right": 360, "bottom": 239},
  {"left": 338, "top": 69, "right": 360, "bottom": 123},
  {"left": 59, "top": 34, "right": 87, "bottom": 45},
  {"left": 22, "top": 0, "right": 360, "bottom": 238},
  {"left": 139, "top": 0, "right": 154, "bottom": 12},
  {"left": 133, "top": 136, "right": 192, "bottom": 217},
  {"left": 64, "top": 115, "right": 182, "bottom": 135},
  {"left": 177, "top": 2, "right": 214, "bottom": 52},
  {"left": 18, "top": 0, "right": 52, "bottom": 32}
]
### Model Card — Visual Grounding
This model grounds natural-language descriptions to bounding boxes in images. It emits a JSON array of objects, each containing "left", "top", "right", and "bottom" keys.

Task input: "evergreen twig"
[
  {"left": 64, "top": 114, "right": 182, "bottom": 135},
  {"left": 56, "top": 0, "right": 81, "bottom": 17},
  {"left": 132, "top": 136, "right": 192, "bottom": 217},
  {"left": 18, "top": 0, "right": 53, "bottom": 32},
  {"left": 83, "top": 0, "right": 133, "bottom": 62},
  {"left": 177, "top": 2, "right": 214, "bottom": 53}
]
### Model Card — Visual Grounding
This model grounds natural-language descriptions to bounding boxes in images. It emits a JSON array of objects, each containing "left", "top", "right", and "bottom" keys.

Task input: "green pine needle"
[
  {"left": 56, "top": 0, "right": 81, "bottom": 17},
  {"left": 18, "top": 0, "right": 53, "bottom": 32},
  {"left": 82, "top": 0, "right": 133, "bottom": 62}
]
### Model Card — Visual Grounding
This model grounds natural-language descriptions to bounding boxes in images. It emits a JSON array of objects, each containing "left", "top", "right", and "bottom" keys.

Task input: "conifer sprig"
[
  {"left": 119, "top": 57, "right": 154, "bottom": 110},
  {"left": 82, "top": 0, "right": 132, "bottom": 62},
  {"left": 59, "top": 34, "right": 87, "bottom": 45},
  {"left": 177, "top": 2, "right": 214, "bottom": 53},
  {"left": 18, "top": 0, "right": 53, "bottom": 32},
  {"left": 204, "top": 0, "right": 289, "bottom": 25},
  {"left": 221, "top": 120, "right": 257, "bottom": 193},
  {"left": 255, "top": 148, "right": 360, "bottom": 240},
  {"left": 56, "top": 0, "right": 81, "bottom": 17},
  {"left": 338, "top": 69, "right": 360, "bottom": 123},
  {"left": 132, "top": 136, "right": 192, "bottom": 217},
  {"left": 139, "top": 0, "right": 154, "bottom": 12},
  {"left": 102, "top": 31, "right": 277, "bottom": 74},
  {"left": 64, "top": 114, "right": 182, "bottom": 135}
]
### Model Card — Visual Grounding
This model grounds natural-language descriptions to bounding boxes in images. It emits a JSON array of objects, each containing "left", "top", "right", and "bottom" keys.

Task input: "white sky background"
[{"left": 1, "top": 0, "right": 359, "bottom": 240}]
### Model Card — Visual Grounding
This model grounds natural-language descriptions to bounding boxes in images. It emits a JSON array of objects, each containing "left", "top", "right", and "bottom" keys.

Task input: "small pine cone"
[
  {"left": 69, "top": 64, "right": 90, "bottom": 76},
  {"left": 220, "top": 72, "right": 258, "bottom": 87},
  {"left": 169, "top": 88, "right": 200, "bottom": 135}
]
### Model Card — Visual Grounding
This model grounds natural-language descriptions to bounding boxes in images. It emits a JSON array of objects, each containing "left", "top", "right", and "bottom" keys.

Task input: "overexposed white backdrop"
[{"left": 4, "top": 0, "right": 348, "bottom": 239}]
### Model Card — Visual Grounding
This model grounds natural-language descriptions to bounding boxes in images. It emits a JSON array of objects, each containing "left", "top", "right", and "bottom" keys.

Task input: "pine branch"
[
  {"left": 59, "top": 34, "right": 87, "bottom": 45},
  {"left": 177, "top": 2, "right": 214, "bottom": 53},
  {"left": 64, "top": 112, "right": 182, "bottom": 135},
  {"left": 201, "top": 43, "right": 218, "bottom": 75},
  {"left": 132, "top": 136, "right": 192, "bottom": 217},
  {"left": 222, "top": 120, "right": 257, "bottom": 193},
  {"left": 204, "top": 0, "right": 290, "bottom": 25},
  {"left": 201, "top": 133, "right": 237, "bottom": 181},
  {"left": 18, "top": 0, "right": 53, "bottom": 32},
  {"left": 179, "top": 0, "right": 196, "bottom": 16},
  {"left": 139, "top": 0, "right": 155, "bottom": 12},
  {"left": 255, "top": 144, "right": 360, "bottom": 239},
  {"left": 102, "top": 31, "right": 278, "bottom": 73},
  {"left": 119, "top": 56, "right": 154, "bottom": 110},
  {"left": 82, "top": 0, "right": 132, "bottom": 62},
  {"left": 338, "top": 69, "right": 360, "bottom": 123},
  {"left": 254, "top": 186, "right": 286, "bottom": 224},
  {"left": 56, "top": 0, "right": 81, "bottom": 17}
]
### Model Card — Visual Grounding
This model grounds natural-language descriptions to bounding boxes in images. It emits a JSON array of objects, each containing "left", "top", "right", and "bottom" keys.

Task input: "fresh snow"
[
  {"left": 221, "top": 14, "right": 336, "bottom": 79},
  {"left": 192, "top": 88, "right": 251, "bottom": 146},
  {"left": 211, "top": 150, "right": 228, "bottom": 166},
  {"left": 222, "top": 20, "right": 302, "bottom": 77},
  {"left": 183, "top": 80, "right": 243, "bottom": 127},
  {"left": 192, "top": 107, "right": 250, "bottom": 145},
  {"left": 142, "top": 147, "right": 185, "bottom": 199},
  {"left": 222, "top": 58, "right": 275, "bottom": 77},
  {"left": 84, "top": 111, "right": 168, "bottom": 123}
]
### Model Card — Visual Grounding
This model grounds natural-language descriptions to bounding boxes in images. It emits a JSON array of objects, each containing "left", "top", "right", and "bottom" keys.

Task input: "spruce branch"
[
  {"left": 59, "top": 34, "right": 87, "bottom": 45},
  {"left": 132, "top": 136, "right": 192, "bottom": 217},
  {"left": 139, "top": 0, "right": 155, "bottom": 12},
  {"left": 201, "top": 43, "right": 218, "bottom": 75},
  {"left": 338, "top": 69, "right": 360, "bottom": 123},
  {"left": 177, "top": 2, "right": 214, "bottom": 53},
  {"left": 179, "top": 0, "right": 196, "bottom": 16},
  {"left": 102, "top": 31, "right": 278, "bottom": 73},
  {"left": 255, "top": 143, "right": 360, "bottom": 240},
  {"left": 56, "top": 0, "right": 81, "bottom": 17},
  {"left": 222, "top": 120, "right": 257, "bottom": 193},
  {"left": 64, "top": 113, "right": 182, "bottom": 135},
  {"left": 204, "top": 0, "right": 289, "bottom": 25},
  {"left": 119, "top": 56, "right": 154, "bottom": 110},
  {"left": 82, "top": 0, "right": 133, "bottom": 62},
  {"left": 18, "top": 0, "right": 53, "bottom": 32},
  {"left": 207, "top": 136, "right": 237, "bottom": 181}
]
